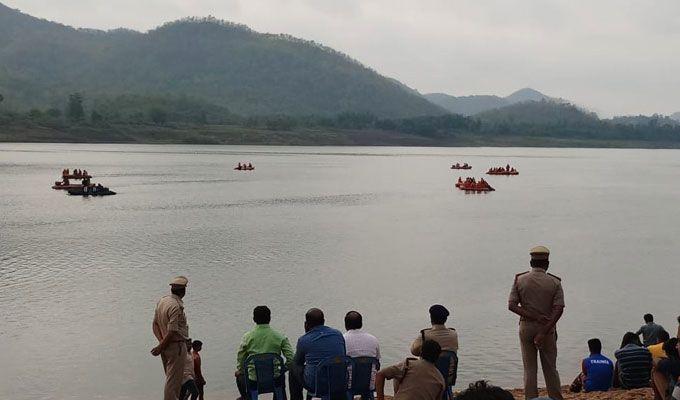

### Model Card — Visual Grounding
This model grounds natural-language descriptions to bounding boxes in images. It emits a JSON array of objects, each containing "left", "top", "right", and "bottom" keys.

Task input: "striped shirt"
[
  {"left": 344, "top": 329, "right": 380, "bottom": 359},
  {"left": 614, "top": 344, "right": 652, "bottom": 389}
]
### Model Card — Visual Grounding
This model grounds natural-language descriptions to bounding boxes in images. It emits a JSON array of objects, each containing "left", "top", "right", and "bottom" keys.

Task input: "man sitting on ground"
[
  {"left": 614, "top": 332, "right": 653, "bottom": 389},
  {"left": 411, "top": 304, "right": 458, "bottom": 385},
  {"left": 376, "top": 340, "right": 445, "bottom": 400},
  {"left": 455, "top": 381, "right": 515, "bottom": 400},
  {"left": 343, "top": 311, "right": 380, "bottom": 359},
  {"left": 637, "top": 313, "right": 666, "bottom": 347},
  {"left": 570, "top": 338, "right": 613, "bottom": 393},
  {"left": 289, "top": 308, "right": 346, "bottom": 400},
  {"left": 652, "top": 338, "right": 680, "bottom": 400},
  {"left": 235, "top": 306, "right": 294, "bottom": 400}
]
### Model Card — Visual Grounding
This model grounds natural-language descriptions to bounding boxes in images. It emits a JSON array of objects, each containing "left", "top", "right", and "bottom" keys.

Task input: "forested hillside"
[
  {"left": 0, "top": 3, "right": 444, "bottom": 117},
  {"left": 424, "top": 88, "right": 553, "bottom": 115}
]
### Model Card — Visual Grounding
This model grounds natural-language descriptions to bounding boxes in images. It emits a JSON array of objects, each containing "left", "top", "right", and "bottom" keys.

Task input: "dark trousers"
[
  {"left": 180, "top": 379, "right": 199, "bottom": 400},
  {"left": 288, "top": 364, "right": 306, "bottom": 400},
  {"left": 196, "top": 383, "right": 204, "bottom": 400},
  {"left": 237, "top": 374, "right": 286, "bottom": 400}
]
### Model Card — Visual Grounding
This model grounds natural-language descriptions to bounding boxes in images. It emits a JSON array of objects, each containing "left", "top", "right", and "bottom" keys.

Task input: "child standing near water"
[{"left": 192, "top": 340, "right": 206, "bottom": 400}]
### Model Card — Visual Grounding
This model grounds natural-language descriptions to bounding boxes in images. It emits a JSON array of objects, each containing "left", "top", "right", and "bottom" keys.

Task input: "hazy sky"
[{"left": 5, "top": 0, "right": 679, "bottom": 116}]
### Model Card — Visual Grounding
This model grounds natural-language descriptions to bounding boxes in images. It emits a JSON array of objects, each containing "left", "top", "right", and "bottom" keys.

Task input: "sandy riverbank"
[{"left": 507, "top": 386, "right": 653, "bottom": 400}]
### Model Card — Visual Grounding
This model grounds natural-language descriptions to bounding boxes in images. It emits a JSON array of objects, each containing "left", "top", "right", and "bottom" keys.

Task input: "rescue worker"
[
  {"left": 151, "top": 276, "right": 190, "bottom": 400},
  {"left": 508, "top": 246, "right": 565, "bottom": 400}
]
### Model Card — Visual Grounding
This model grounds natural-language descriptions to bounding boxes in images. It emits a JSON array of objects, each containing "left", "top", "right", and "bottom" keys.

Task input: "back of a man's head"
[
  {"left": 421, "top": 340, "right": 442, "bottom": 363},
  {"left": 620, "top": 332, "right": 641, "bottom": 348},
  {"left": 429, "top": 304, "right": 450, "bottom": 325},
  {"left": 253, "top": 305, "right": 271, "bottom": 325},
  {"left": 305, "top": 308, "right": 325, "bottom": 329},
  {"left": 644, "top": 313, "right": 654, "bottom": 323},
  {"left": 345, "top": 311, "right": 362, "bottom": 330},
  {"left": 587, "top": 338, "right": 602, "bottom": 354},
  {"left": 455, "top": 381, "right": 514, "bottom": 400}
]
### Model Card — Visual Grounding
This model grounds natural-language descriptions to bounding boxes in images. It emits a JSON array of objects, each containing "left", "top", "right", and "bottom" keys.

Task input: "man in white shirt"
[{"left": 343, "top": 311, "right": 380, "bottom": 359}]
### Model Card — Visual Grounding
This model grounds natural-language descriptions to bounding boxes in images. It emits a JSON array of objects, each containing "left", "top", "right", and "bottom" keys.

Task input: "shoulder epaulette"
[
  {"left": 448, "top": 328, "right": 456, "bottom": 332},
  {"left": 547, "top": 273, "right": 561, "bottom": 281}
]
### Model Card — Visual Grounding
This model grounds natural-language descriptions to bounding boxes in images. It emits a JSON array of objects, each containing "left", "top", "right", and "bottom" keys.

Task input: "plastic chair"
[
  {"left": 434, "top": 351, "right": 458, "bottom": 400},
  {"left": 350, "top": 357, "right": 380, "bottom": 400},
  {"left": 307, "top": 355, "right": 353, "bottom": 400},
  {"left": 242, "top": 353, "right": 287, "bottom": 400}
]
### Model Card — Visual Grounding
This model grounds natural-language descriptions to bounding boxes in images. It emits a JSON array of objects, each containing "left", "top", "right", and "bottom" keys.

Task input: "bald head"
[{"left": 305, "top": 308, "right": 325, "bottom": 331}]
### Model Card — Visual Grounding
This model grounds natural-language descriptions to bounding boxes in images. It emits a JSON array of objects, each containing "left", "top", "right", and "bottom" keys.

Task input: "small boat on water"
[
  {"left": 451, "top": 163, "right": 472, "bottom": 170},
  {"left": 67, "top": 186, "right": 116, "bottom": 196},
  {"left": 455, "top": 177, "right": 495, "bottom": 192},
  {"left": 234, "top": 162, "right": 255, "bottom": 171},
  {"left": 487, "top": 165, "right": 519, "bottom": 176},
  {"left": 52, "top": 181, "right": 84, "bottom": 190}
]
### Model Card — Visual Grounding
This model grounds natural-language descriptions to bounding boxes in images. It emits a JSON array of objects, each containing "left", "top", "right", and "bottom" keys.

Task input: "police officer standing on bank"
[
  {"left": 508, "top": 246, "right": 565, "bottom": 400},
  {"left": 151, "top": 276, "right": 190, "bottom": 400}
]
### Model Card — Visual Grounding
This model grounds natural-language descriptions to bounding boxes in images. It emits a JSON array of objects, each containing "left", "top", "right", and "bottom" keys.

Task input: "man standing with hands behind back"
[
  {"left": 151, "top": 276, "right": 190, "bottom": 400},
  {"left": 508, "top": 246, "right": 565, "bottom": 400}
]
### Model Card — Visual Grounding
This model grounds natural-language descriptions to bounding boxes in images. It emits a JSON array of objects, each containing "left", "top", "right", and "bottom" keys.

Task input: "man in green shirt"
[{"left": 236, "top": 306, "right": 294, "bottom": 399}]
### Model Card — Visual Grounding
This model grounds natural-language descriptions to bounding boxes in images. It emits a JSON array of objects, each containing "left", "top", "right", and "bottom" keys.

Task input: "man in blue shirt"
[
  {"left": 289, "top": 308, "right": 346, "bottom": 400},
  {"left": 570, "top": 338, "right": 614, "bottom": 392}
]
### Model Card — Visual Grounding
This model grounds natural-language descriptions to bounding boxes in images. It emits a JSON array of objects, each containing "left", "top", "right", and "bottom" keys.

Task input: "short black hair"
[
  {"left": 587, "top": 338, "right": 602, "bottom": 354},
  {"left": 306, "top": 308, "right": 325, "bottom": 328},
  {"left": 529, "top": 259, "right": 549, "bottom": 269},
  {"left": 429, "top": 304, "right": 450, "bottom": 325},
  {"left": 421, "top": 340, "right": 442, "bottom": 363},
  {"left": 455, "top": 381, "right": 515, "bottom": 400},
  {"left": 658, "top": 330, "right": 671, "bottom": 343},
  {"left": 644, "top": 313, "right": 654, "bottom": 323},
  {"left": 253, "top": 306, "right": 271, "bottom": 324},
  {"left": 663, "top": 338, "right": 679, "bottom": 359},
  {"left": 345, "top": 311, "right": 362, "bottom": 330},
  {"left": 192, "top": 340, "right": 203, "bottom": 351}
]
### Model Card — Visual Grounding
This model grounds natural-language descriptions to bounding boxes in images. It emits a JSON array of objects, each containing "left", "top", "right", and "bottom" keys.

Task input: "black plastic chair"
[
  {"left": 242, "top": 353, "right": 287, "bottom": 400},
  {"left": 434, "top": 351, "right": 458, "bottom": 400},
  {"left": 307, "top": 355, "right": 353, "bottom": 400},
  {"left": 350, "top": 357, "right": 380, "bottom": 400}
]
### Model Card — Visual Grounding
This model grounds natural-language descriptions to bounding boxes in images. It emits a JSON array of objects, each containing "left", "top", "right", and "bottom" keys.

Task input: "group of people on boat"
[
  {"left": 456, "top": 177, "right": 494, "bottom": 191},
  {"left": 62, "top": 168, "right": 89, "bottom": 178},
  {"left": 235, "top": 163, "right": 254, "bottom": 171},
  {"left": 487, "top": 164, "right": 518, "bottom": 175},
  {"left": 451, "top": 162, "right": 471, "bottom": 169}
]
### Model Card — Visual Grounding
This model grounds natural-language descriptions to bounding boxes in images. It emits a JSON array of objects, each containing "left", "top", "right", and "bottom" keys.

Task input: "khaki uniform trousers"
[
  {"left": 519, "top": 322, "right": 563, "bottom": 400},
  {"left": 161, "top": 341, "right": 187, "bottom": 400}
]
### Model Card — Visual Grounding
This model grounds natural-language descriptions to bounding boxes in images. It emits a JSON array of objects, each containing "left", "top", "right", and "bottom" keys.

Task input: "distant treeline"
[{"left": 1, "top": 93, "right": 680, "bottom": 144}]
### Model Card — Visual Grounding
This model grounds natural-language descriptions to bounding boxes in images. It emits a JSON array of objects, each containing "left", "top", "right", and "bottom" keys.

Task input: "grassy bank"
[{"left": 2, "top": 122, "right": 680, "bottom": 148}]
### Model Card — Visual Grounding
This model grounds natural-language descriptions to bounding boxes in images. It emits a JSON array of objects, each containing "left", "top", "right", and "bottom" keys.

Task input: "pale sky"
[{"left": 5, "top": 0, "right": 680, "bottom": 117}]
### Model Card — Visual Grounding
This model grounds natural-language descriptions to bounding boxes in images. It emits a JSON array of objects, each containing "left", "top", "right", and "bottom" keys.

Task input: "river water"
[{"left": 1, "top": 143, "right": 678, "bottom": 400}]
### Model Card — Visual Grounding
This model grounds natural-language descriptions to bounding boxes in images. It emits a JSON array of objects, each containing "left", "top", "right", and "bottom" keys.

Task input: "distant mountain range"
[
  {"left": 0, "top": 2, "right": 444, "bottom": 117},
  {"left": 423, "top": 88, "right": 556, "bottom": 116}
]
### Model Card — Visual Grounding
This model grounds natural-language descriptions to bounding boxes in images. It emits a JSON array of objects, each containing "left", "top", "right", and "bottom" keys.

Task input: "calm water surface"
[{"left": 1, "top": 143, "right": 679, "bottom": 400}]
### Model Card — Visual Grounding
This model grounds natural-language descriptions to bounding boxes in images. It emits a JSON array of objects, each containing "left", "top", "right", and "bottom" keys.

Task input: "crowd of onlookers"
[{"left": 568, "top": 313, "right": 680, "bottom": 400}]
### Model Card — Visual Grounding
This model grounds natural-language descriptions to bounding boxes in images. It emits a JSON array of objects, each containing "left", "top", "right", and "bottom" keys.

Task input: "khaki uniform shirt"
[
  {"left": 381, "top": 358, "right": 445, "bottom": 400},
  {"left": 508, "top": 267, "right": 564, "bottom": 324},
  {"left": 154, "top": 294, "right": 189, "bottom": 340},
  {"left": 410, "top": 325, "right": 458, "bottom": 356}
]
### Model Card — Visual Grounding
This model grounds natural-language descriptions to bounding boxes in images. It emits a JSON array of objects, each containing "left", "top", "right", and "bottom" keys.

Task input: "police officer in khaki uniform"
[
  {"left": 508, "top": 246, "right": 565, "bottom": 400},
  {"left": 151, "top": 276, "right": 190, "bottom": 400},
  {"left": 410, "top": 305, "right": 458, "bottom": 384}
]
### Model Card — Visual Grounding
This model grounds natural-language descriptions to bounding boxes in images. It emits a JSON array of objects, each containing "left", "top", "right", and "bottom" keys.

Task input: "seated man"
[
  {"left": 649, "top": 330, "right": 672, "bottom": 359},
  {"left": 637, "top": 313, "right": 666, "bottom": 347},
  {"left": 614, "top": 332, "right": 653, "bottom": 389},
  {"left": 235, "top": 306, "right": 294, "bottom": 400},
  {"left": 454, "top": 381, "right": 514, "bottom": 400},
  {"left": 410, "top": 304, "right": 458, "bottom": 385},
  {"left": 376, "top": 340, "right": 444, "bottom": 400},
  {"left": 289, "top": 308, "right": 346, "bottom": 400},
  {"left": 343, "top": 311, "right": 380, "bottom": 359},
  {"left": 652, "top": 338, "right": 680, "bottom": 400},
  {"left": 570, "top": 338, "right": 613, "bottom": 393}
]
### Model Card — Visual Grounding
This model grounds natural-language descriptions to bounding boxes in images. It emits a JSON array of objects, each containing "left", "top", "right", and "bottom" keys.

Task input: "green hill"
[
  {"left": 424, "top": 88, "right": 555, "bottom": 116},
  {"left": 0, "top": 3, "right": 444, "bottom": 118}
]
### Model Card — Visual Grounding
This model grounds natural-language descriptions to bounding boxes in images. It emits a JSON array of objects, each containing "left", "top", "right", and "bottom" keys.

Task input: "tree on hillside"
[
  {"left": 67, "top": 93, "right": 85, "bottom": 122},
  {"left": 149, "top": 108, "right": 167, "bottom": 125}
]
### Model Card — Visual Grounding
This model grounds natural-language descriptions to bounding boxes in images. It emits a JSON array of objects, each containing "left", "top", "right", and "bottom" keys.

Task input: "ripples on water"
[{"left": 1, "top": 144, "right": 680, "bottom": 400}]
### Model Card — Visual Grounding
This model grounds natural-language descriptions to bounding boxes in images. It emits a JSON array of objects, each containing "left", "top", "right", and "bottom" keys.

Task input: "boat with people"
[
  {"left": 455, "top": 177, "right": 495, "bottom": 192},
  {"left": 52, "top": 168, "right": 92, "bottom": 190},
  {"left": 487, "top": 164, "right": 519, "bottom": 175},
  {"left": 67, "top": 184, "right": 116, "bottom": 196},
  {"left": 451, "top": 163, "right": 472, "bottom": 170},
  {"left": 234, "top": 162, "right": 255, "bottom": 171}
]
